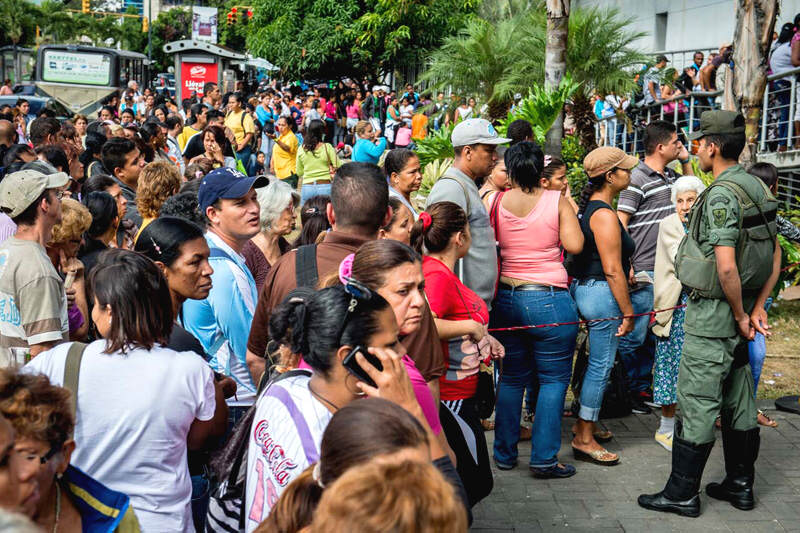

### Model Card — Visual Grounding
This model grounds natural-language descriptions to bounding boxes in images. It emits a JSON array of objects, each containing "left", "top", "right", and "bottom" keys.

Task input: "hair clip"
[
  {"left": 312, "top": 462, "right": 325, "bottom": 488},
  {"left": 195, "top": 170, "right": 203, "bottom": 180},
  {"left": 150, "top": 237, "right": 162, "bottom": 255},
  {"left": 305, "top": 206, "right": 320, "bottom": 215},
  {"left": 339, "top": 254, "right": 354, "bottom": 285},
  {"left": 544, "top": 154, "right": 553, "bottom": 167},
  {"left": 419, "top": 211, "right": 433, "bottom": 231}
]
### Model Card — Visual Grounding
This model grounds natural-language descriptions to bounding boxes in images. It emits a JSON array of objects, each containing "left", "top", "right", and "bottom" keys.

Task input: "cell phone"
[
  {"left": 342, "top": 346, "right": 383, "bottom": 388},
  {"left": 63, "top": 271, "right": 76, "bottom": 290}
]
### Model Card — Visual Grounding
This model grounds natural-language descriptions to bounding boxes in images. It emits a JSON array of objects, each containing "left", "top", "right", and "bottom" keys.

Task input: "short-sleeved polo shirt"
[{"left": 618, "top": 161, "right": 677, "bottom": 272}]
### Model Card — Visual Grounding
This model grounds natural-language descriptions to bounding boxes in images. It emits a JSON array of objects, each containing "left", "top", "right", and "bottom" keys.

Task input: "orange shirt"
[{"left": 411, "top": 113, "right": 428, "bottom": 140}]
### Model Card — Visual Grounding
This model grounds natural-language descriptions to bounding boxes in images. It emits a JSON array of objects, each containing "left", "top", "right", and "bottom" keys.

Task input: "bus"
[{"left": 34, "top": 44, "right": 150, "bottom": 117}]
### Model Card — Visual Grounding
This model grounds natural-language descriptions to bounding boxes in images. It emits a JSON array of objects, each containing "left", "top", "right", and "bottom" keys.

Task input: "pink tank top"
[{"left": 496, "top": 189, "right": 568, "bottom": 288}]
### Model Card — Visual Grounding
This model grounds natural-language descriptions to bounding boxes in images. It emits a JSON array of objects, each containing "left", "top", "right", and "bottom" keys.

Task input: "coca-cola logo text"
[{"left": 253, "top": 420, "right": 298, "bottom": 486}]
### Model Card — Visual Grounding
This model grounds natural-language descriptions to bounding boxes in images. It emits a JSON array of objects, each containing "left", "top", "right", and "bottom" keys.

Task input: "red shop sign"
[{"left": 181, "top": 62, "right": 218, "bottom": 100}]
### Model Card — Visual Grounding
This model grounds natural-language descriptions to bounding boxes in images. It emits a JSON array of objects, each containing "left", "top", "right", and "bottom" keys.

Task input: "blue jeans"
[
  {"left": 237, "top": 145, "right": 254, "bottom": 176},
  {"left": 616, "top": 276, "right": 654, "bottom": 393},
  {"left": 490, "top": 287, "right": 578, "bottom": 468},
  {"left": 301, "top": 182, "right": 332, "bottom": 203},
  {"left": 191, "top": 472, "right": 210, "bottom": 532},
  {"left": 748, "top": 298, "right": 772, "bottom": 398},
  {"left": 573, "top": 279, "right": 623, "bottom": 422}
]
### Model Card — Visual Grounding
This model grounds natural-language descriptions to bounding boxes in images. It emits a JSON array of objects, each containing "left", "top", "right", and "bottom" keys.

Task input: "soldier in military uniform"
[{"left": 638, "top": 111, "right": 781, "bottom": 517}]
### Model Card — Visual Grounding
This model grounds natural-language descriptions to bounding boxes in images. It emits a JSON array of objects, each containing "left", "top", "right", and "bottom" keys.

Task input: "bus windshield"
[{"left": 41, "top": 49, "right": 112, "bottom": 86}]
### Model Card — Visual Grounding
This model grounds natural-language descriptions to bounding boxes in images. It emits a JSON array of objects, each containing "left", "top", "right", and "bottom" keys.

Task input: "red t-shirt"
[{"left": 423, "top": 256, "right": 490, "bottom": 401}]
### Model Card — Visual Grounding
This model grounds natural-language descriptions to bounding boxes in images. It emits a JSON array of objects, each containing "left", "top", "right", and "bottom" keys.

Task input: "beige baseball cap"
[
  {"left": 583, "top": 147, "right": 639, "bottom": 178},
  {"left": 0, "top": 169, "right": 69, "bottom": 218}
]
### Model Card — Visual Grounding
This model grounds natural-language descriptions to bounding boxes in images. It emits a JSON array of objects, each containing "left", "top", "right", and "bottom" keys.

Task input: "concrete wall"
[{"left": 574, "top": 0, "right": 800, "bottom": 55}]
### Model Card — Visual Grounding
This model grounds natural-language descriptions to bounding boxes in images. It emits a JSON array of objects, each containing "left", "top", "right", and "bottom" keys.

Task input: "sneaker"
[
  {"left": 655, "top": 431, "right": 673, "bottom": 451},
  {"left": 631, "top": 396, "right": 652, "bottom": 415},
  {"left": 639, "top": 390, "right": 659, "bottom": 408}
]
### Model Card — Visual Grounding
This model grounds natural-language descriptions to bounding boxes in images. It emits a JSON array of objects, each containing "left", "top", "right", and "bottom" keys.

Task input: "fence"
[{"left": 593, "top": 66, "right": 800, "bottom": 208}]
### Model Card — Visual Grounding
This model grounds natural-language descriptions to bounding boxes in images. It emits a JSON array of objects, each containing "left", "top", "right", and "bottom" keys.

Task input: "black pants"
[{"left": 440, "top": 397, "right": 493, "bottom": 507}]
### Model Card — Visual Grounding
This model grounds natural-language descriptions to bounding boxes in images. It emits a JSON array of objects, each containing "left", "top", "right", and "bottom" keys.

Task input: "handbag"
[
  {"left": 569, "top": 335, "right": 632, "bottom": 419},
  {"left": 452, "top": 280, "right": 497, "bottom": 419}
]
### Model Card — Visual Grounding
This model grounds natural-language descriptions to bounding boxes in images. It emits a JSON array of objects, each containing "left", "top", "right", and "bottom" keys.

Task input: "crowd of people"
[{"left": 0, "top": 63, "right": 791, "bottom": 531}]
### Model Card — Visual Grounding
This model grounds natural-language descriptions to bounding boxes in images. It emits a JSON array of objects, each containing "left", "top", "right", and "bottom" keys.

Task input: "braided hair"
[{"left": 576, "top": 171, "right": 613, "bottom": 217}]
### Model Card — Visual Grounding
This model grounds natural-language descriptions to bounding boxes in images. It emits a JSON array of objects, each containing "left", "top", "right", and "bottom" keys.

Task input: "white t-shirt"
[
  {"left": 244, "top": 372, "right": 332, "bottom": 532},
  {"left": 24, "top": 340, "right": 217, "bottom": 533}
]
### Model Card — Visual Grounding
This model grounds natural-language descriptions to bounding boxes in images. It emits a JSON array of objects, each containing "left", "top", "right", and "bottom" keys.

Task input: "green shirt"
[
  {"left": 295, "top": 143, "right": 341, "bottom": 185},
  {"left": 684, "top": 165, "right": 757, "bottom": 338}
]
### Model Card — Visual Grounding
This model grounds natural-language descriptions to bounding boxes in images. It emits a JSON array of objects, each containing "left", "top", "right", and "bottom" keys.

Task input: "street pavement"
[{"left": 471, "top": 400, "right": 800, "bottom": 532}]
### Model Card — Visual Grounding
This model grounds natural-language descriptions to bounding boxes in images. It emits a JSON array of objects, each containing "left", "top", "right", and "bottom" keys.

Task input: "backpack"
[
  {"left": 206, "top": 369, "right": 311, "bottom": 532},
  {"left": 675, "top": 176, "right": 777, "bottom": 299}
]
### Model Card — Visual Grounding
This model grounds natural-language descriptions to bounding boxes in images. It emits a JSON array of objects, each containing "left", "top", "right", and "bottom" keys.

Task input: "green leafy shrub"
[
  {"left": 414, "top": 125, "right": 455, "bottom": 170},
  {"left": 496, "top": 76, "right": 581, "bottom": 143}
]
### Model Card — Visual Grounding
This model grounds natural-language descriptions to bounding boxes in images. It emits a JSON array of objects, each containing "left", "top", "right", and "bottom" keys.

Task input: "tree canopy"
[{"left": 247, "top": 0, "right": 479, "bottom": 80}]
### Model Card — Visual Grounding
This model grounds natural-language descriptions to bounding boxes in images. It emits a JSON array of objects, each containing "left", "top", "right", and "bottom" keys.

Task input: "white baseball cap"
[{"left": 451, "top": 118, "right": 511, "bottom": 147}]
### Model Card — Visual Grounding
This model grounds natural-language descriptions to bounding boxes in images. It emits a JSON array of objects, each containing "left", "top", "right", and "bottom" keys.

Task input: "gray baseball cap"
[
  {"left": 451, "top": 118, "right": 511, "bottom": 147},
  {"left": 0, "top": 169, "right": 69, "bottom": 218}
]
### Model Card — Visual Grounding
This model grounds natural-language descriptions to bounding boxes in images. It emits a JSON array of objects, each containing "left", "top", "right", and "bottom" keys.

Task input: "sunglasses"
[{"left": 335, "top": 277, "right": 374, "bottom": 342}]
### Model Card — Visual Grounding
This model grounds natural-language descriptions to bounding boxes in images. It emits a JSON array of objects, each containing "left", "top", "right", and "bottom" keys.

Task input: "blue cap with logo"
[{"left": 198, "top": 167, "right": 269, "bottom": 213}]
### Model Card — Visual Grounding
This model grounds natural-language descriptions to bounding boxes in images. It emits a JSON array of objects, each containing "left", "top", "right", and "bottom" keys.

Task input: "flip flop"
[{"left": 572, "top": 446, "right": 620, "bottom": 466}]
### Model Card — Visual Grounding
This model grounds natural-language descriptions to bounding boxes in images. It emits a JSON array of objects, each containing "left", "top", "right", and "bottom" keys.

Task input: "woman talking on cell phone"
[{"left": 243, "top": 284, "right": 449, "bottom": 532}]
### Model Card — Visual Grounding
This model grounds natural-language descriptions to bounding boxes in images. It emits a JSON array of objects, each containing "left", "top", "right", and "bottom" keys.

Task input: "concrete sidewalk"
[{"left": 471, "top": 401, "right": 800, "bottom": 532}]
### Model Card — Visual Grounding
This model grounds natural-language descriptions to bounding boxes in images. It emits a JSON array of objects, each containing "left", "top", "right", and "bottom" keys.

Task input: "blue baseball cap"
[{"left": 198, "top": 168, "right": 269, "bottom": 213}]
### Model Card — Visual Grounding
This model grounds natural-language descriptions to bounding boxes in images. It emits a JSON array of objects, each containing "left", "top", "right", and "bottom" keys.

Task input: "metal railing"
[
  {"left": 594, "top": 89, "right": 721, "bottom": 157},
  {"left": 650, "top": 47, "right": 719, "bottom": 72}
]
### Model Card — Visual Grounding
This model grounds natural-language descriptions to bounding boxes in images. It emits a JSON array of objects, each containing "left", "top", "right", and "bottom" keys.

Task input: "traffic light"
[
  {"left": 81, "top": 0, "right": 90, "bottom": 13},
  {"left": 142, "top": 16, "right": 148, "bottom": 33}
]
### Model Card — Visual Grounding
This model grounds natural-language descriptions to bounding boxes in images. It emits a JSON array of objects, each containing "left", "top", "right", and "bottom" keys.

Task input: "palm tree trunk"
[
  {"left": 727, "top": 0, "right": 778, "bottom": 166},
  {"left": 544, "top": 0, "right": 570, "bottom": 157},
  {"left": 572, "top": 92, "right": 597, "bottom": 152}
]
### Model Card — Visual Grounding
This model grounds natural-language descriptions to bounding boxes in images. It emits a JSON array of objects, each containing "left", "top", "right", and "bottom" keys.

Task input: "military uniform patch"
[{"left": 712, "top": 208, "right": 727, "bottom": 226}]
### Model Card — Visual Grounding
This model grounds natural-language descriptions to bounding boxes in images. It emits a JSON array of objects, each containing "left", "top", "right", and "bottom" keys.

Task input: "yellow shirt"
[
  {"left": 177, "top": 126, "right": 201, "bottom": 152},
  {"left": 271, "top": 131, "right": 299, "bottom": 179},
  {"left": 224, "top": 110, "right": 256, "bottom": 146}
]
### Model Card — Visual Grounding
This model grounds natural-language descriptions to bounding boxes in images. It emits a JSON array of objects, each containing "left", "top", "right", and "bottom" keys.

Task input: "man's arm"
[
  {"left": 714, "top": 245, "right": 751, "bottom": 339},
  {"left": 29, "top": 341, "right": 58, "bottom": 358},
  {"left": 617, "top": 211, "right": 631, "bottom": 229}
]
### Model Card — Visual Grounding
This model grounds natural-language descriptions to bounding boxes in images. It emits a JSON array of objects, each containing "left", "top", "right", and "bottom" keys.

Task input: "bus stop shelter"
[{"left": 163, "top": 40, "right": 246, "bottom": 101}]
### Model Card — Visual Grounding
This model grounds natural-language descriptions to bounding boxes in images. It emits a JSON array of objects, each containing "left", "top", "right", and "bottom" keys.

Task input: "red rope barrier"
[{"left": 487, "top": 304, "right": 687, "bottom": 332}]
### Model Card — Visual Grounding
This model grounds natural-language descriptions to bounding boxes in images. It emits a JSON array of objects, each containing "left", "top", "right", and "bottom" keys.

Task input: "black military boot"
[
  {"left": 638, "top": 430, "right": 714, "bottom": 517},
  {"left": 706, "top": 426, "right": 760, "bottom": 510}
]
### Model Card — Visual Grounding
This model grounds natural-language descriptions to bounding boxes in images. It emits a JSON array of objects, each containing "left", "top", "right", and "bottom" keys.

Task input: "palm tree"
[
  {"left": 419, "top": 15, "right": 544, "bottom": 121},
  {"left": 420, "top": 3, "right": 646, "bottom": 146},
  {"left": 544, "top": 0, "right": 570, "bottom": 156},
  {"left": 565, "top": 6, "right": 647, "bottom": 150}
]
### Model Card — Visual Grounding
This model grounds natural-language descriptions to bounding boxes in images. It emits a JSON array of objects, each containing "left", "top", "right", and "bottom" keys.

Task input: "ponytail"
[
  {"left": 410, "top": 202, "right": 467, "bottom": 255},
  {"left": 576, "top": 173, "right": 607, "bottom": 217},
  {"left": 257, "top": 466, "right": 322, "bottom": 533}
]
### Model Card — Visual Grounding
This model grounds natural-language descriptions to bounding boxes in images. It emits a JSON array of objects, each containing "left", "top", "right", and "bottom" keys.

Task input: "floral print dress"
[{"left": 653, "top": 291, "right": 688, "bottom": 406}]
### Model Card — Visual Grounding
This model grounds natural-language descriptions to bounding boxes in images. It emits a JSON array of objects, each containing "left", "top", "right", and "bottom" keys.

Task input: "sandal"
[
  {"left": 571, "top": 428, "right": 614, "bottom": 443},
  {"left": 572, "top": 446, "right": 620, "bottom": 466},
  {"left": 757, "top": 410, "right": 778, "bottom": 428},
  {"left": 480, "top": 419, "right": 495, "bottom": 431}
]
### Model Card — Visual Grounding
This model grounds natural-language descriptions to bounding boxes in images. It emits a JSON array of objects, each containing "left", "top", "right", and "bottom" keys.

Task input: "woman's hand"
[
  {"left": 217, "top": 376, "right": 238, "bottom": 399},
  {"left": 486, "top": 334, "right": 505, "bottom": 360},
  {"left": 355, "top": 347, "right": 420, "bottom": 416},
  {"left": 616, "top": 316, "right": 634, "bottom": 337},
  {"left": 466, "top": 320, "right": 487, "bottom": 343}
]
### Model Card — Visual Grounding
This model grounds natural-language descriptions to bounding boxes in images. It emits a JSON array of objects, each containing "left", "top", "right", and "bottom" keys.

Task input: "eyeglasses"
[
  {"left": 336, "top": 277, "right": 374, "bottom": 342},
  {"left": 17, "top": 444, "right": 59, "bottom": 466},
  {"left": 54, "top": 189, "right": 65, "bottom": 200}
]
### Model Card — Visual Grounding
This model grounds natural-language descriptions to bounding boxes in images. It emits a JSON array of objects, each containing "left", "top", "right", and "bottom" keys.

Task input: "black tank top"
[{"left": 572, "top": 200, "right": 636, "bottom": 280}]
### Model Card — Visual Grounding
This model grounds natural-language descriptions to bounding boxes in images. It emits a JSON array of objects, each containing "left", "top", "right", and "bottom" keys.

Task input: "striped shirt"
[{"left": 618, "top": 161, "right": 677, "bottom": 272}]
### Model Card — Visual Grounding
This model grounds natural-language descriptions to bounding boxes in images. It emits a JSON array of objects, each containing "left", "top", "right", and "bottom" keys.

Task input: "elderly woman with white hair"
[
  {"left": 651, "top": 174, "right": 706, "bottom": 452},
  {"left": 242, "top": 178, "right": 300, "bottom": 290}
]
